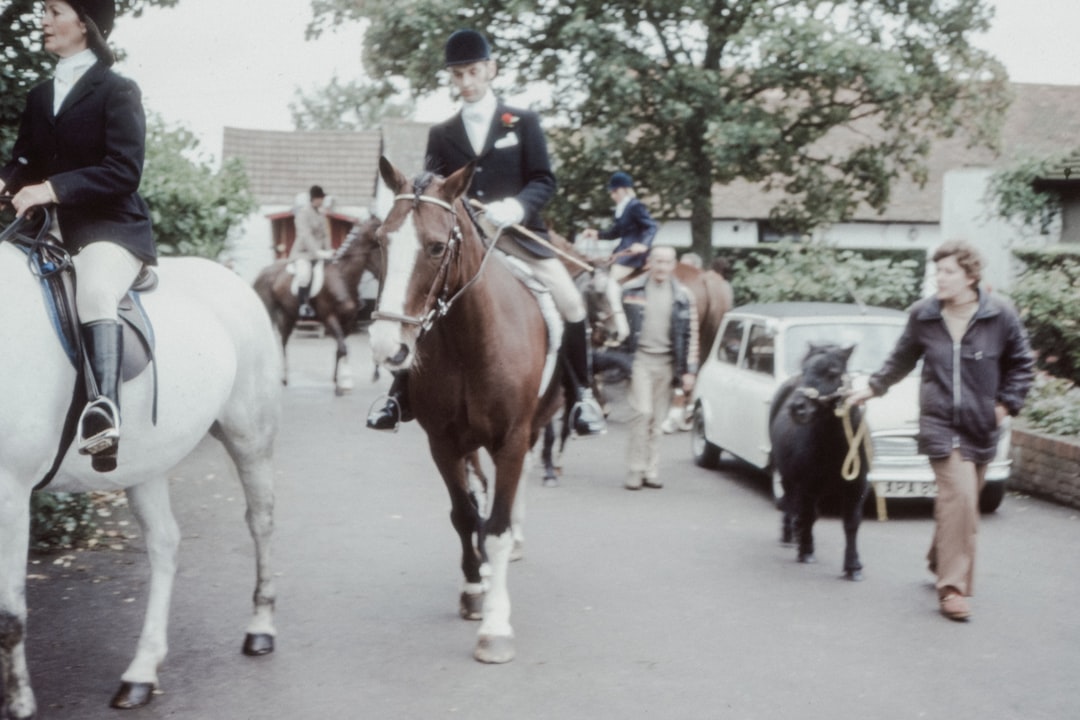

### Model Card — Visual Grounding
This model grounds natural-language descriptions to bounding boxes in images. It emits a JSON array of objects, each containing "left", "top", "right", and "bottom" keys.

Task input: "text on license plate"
[{"left": 879, "top": 480, "right": 937, "bottom": 497}]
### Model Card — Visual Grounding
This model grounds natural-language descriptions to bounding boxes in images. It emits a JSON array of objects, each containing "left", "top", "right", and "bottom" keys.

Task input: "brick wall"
[{"left": 1010, "top": 425, "right": 1080, "bottom": 510}]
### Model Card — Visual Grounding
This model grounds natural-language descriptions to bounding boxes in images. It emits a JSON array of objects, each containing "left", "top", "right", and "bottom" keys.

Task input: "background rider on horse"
[{"left": 290, "top": 184, "right": 332, "bottom": 319}]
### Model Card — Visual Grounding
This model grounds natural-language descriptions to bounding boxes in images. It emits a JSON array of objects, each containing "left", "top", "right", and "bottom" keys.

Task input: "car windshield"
[{"left": 782, "top": 322, "right": 905, "bottom": 377}]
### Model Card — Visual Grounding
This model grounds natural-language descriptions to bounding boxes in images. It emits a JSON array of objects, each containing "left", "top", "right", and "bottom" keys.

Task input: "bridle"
[
  {"left": 793, "top": 373, "right": 852, "bottom": 408},
  {"left": 370, "top": 186, "right": 500, "bottom": 336}
]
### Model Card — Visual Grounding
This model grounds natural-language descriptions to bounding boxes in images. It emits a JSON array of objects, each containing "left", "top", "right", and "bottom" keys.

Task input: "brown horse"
[
  {"left": 368, "top": 157, "right": 563, "bottom": 664},
  {"left": 253, "top": 216, "right": 382, "bottom": 395}
]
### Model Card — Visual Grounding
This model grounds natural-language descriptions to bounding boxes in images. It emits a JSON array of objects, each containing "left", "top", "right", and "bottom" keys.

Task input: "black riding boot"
[
  {"left": 298, "top": 284, "right": 316, "bottom": 318},
  {"left": 366, "top": 371, "right": 413, "bottom": 431},
  {"left": 78, "top": 320, "right": 122, "bottom": 472},
  {"left": 564, "top": 320, "right": 606, "bottom": 436}
]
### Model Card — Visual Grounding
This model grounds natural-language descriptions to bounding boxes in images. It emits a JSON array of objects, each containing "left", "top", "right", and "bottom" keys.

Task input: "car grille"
[{"left": 871, "top": 434, "right": 920, "bottom": 458}]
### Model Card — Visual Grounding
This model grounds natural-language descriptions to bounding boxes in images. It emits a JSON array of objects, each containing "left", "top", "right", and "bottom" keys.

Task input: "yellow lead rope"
[{"left": 835, "top": 403, "right": 873, "bottom": 481}]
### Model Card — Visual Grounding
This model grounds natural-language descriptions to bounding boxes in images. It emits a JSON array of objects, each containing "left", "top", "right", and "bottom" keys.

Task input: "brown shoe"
[{"left": 939, "top": 589, "right": 971, "bottom": 621}]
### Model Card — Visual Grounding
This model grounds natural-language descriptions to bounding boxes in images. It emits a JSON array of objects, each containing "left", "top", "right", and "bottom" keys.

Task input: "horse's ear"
[
  {"left": 379, "top": 156, "right": 409, "bottom": 194},
  {"left": 443, "top": 161, "right": 476, "bottom": 202},
  {"left": 842, "top": 345, "right": 856, "bottom": 362}
]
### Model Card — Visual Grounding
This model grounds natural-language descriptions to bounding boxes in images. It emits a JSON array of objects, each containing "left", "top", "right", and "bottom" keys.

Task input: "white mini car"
[{"left": 690, "top": 302, "right": 1011, "bottom": 517}]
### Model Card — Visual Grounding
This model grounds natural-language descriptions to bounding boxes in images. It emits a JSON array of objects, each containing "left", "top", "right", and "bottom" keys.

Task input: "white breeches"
[
  {"left": 497, "top": 238, "right": 586, "bottom": 322},
  {"left": 293, "top": 257, "right": 314, "bottom": 287},
  {"left": 73, "top": 242, "right": 145, "bottom": 323}
]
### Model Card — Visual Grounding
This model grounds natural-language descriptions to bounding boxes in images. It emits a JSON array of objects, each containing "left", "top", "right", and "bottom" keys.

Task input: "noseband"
[
  {"left": 794, "top": 374, "right": 852, "bottom": 408},
  {"left": 371, "top": 189, "right": 499, "bottom": 336}
]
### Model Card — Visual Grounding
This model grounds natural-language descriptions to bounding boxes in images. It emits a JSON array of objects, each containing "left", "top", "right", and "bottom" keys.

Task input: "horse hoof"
[
  {"left": 242, "top": 632, "right": 275, "bottom": 656},
  {"left": 459, "top": 591, "right": 484, "bottom": 620},
  {"left": 509, "top": 540, "right": 524, "bottom": 562},
  {"left": 843, "top": 570, "right": 864, "bottom": 582},
  {"left": 474, "top": 634, "right": 515, "bottom": 664},
  {"left": 542, "top": 476, "right": 559, "bottom": 488},
  {"left": 798, "top": 553, "right": 816, "bottom": 564},
  {"left": 110, "top": 681, "right": 156, "bottom": 709}
]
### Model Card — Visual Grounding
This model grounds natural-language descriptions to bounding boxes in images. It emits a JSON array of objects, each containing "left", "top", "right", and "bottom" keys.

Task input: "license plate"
[{"left": 879, "top": 480, "right": 936, "bottom": 498}]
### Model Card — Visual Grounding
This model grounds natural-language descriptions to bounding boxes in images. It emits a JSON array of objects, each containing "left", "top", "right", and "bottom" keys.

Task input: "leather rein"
[{"left": 371, "top": 190, "right": 501, "bottom": 337}]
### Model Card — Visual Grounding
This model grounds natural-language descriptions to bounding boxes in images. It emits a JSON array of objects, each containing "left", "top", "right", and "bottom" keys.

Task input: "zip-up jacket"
[
  {"left": 867, "top": 290, "right": 1034, "bottom": 462},
  {"left": 621, "top": 276, "right": 699, "bottom": 385}
]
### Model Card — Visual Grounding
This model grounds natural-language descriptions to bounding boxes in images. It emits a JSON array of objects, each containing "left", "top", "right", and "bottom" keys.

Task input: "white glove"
[{"left": 483, "top": 198, "right": 525, "bottom": 228}]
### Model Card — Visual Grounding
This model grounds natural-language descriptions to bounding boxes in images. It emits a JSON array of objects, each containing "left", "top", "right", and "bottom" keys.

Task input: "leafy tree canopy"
[
  {"left": 141, "top": 116, "right": 257, "bottom": 259},
  {"left": 291, "top": 75, "right": 415, "bottom": 131},
  {"left": 309, "top": 0, "right": 1009, "bottom": 259}
]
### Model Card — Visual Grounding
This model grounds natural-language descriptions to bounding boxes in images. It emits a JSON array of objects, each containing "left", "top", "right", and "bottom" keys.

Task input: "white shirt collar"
[
  {"left": 614, "top": 195, "right": 633, "bottom": 219},
  {"left": 55, "top": 48, "right": 97, "bottom": 85},
  {"left": 460, "top": 91, "right": 497, "bottom": 154},
  {"left": 54, "top": 49, "right": 97, "bottom": 113},
  {"left": 461, "top": 90, "right": 497, "bottom": 123}
]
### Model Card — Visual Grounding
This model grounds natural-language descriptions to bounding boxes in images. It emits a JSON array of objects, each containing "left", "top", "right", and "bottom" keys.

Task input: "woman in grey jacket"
[{"left": 848, "top": 240, "right": 1033, "bottom": 621}]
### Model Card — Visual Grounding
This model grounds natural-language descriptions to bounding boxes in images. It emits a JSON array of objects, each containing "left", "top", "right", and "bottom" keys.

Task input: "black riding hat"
[
  {"left": 70, "top": 0, "right": 116, "bottom": 38},
  {"left": 444, "top": 29, "right": 491, "bottom": 67}
]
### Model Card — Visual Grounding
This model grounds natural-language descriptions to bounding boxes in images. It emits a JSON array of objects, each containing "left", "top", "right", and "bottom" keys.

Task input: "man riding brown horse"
[{"left": 365, "top": 29, "right": 605, "bottom": 437}]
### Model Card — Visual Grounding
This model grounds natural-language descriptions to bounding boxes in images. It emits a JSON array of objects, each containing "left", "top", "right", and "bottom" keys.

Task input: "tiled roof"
[
  {"left": 222, "top": 127, "right": 382, "bottom": 206},
  {"left": 712, "top": 82, "right": 1080, "bottom": 223}
]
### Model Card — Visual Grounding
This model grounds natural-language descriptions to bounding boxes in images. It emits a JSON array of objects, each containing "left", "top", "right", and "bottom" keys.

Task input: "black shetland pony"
[{"left": 769, "top": 343, "right": 869, "bottom": 581}]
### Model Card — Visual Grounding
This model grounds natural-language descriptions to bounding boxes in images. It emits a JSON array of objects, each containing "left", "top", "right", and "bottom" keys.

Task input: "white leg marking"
[{"left": 477, "top": 531, "right": 514, "bottom": 638}]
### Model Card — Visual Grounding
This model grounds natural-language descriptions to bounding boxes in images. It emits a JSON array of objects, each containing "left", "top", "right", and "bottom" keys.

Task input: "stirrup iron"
[{"left": 78, "top": 396, "right": 121, "bottom": 455}]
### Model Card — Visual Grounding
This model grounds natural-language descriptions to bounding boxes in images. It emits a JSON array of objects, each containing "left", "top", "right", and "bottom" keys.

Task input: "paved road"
[{"left": 19, "top": 333, "right": 1080, "bottom": 720}]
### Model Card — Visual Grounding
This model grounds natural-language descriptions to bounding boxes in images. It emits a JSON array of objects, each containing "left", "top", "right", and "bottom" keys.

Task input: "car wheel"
[
  {"left": 691, "top": 404, "right": 721, "bottom": 469},
  {"left": 979, "top": 482, "right": 1006, "bottom": 513},
  {"left": 771, "top": 468, "right": 785, "bottom": 508}
]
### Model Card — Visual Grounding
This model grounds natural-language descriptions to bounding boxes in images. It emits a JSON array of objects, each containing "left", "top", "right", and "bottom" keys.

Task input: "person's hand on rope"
[{"left": 845, "top": 387, "right": 874, "bottom": 408}]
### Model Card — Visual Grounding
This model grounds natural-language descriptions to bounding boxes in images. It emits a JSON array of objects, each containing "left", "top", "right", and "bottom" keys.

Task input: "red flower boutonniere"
[{"left": 501, "top": 112, "right": 520, "bottom": 128}]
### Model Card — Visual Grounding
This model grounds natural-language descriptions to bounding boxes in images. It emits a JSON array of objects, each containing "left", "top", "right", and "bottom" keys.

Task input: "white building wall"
[{"left": 940, "top": 167, "right": 1056, "bottom": 293}]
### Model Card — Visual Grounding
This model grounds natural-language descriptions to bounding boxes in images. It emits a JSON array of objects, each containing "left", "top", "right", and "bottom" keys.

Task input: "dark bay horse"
[
  {"left": 368, "top": 157, "right": 563, "bottom": 664},
  {"left": 769, "top": 343, "right": 869, "bottom": 581},
  {"left": 253, "top": 216, "right": 382, "bottom": 395}
]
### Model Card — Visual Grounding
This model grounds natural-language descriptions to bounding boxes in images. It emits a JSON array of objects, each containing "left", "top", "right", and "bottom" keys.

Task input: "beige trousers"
[
  {"left": 609, "top": 264, "right": 636, "bottom": 283},
  {"left": 497, "top": 237, "right": 586, "bottom": 322},
  {"left": 928, "top": 450, "right": 988, "bottom": 597},
  {"left": 627, "top": 352, "right": 673, "bottom": 481},
  {"left": 72, "top": 242, "right": 145, "bottom": 323}
]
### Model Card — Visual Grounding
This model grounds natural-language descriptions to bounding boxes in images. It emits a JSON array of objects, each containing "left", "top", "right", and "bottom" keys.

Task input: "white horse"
[{"left": 0, "top": 230, "right": 282, "bottom": 720}]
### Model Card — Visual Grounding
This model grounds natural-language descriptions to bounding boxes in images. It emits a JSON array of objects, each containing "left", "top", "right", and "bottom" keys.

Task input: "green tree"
[
  {"left": 986, "top": 150, "right": 1080, "bottom": 236},
  {"left": 1, "top": 0, "right": 178, "bottom": 154},
  {"left": 291, "top": 75, "right": 416, "bottom": 130},
  {"left": 309, "top": 0, "right": 1008, "bottom": 260},
  {"left": 140, "top": 116, "right": 256, "bottom": 259}
]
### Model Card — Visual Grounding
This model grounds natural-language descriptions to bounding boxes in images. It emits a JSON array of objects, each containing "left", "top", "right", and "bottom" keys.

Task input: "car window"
[
  {"left": 782, "top": 322, "right": 906, "bottom": 376},
  {"left": 716, "top": 319, "right": 745, "bottom": 365},
  {"left": 742, "top": 324, "right": 775, "bottom": 375}
]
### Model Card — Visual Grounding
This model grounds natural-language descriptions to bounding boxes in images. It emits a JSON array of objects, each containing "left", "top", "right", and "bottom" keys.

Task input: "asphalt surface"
[{"left": 16, "top": 332, "right": 1080, "bottom": 720}]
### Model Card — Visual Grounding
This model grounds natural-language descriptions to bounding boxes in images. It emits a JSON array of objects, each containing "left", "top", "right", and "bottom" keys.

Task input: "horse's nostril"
[{"left": 390, "top": 344, "right": 409, "bottom": 366}]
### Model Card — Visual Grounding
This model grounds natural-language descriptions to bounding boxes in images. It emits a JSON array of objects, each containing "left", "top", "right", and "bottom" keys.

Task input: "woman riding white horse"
[{"left": 1, "top": 0, "right": 155, "bottom": 472}]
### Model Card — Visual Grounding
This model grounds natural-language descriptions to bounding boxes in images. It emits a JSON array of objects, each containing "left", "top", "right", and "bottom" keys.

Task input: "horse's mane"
[{"left": 333, "top": 216, "right": 381, "bottom": 262}]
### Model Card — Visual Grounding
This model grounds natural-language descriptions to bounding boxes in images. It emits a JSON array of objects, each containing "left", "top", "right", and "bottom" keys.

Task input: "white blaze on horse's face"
[{"left": 369, "top": 211, "right": 422, "bottom": 370}]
